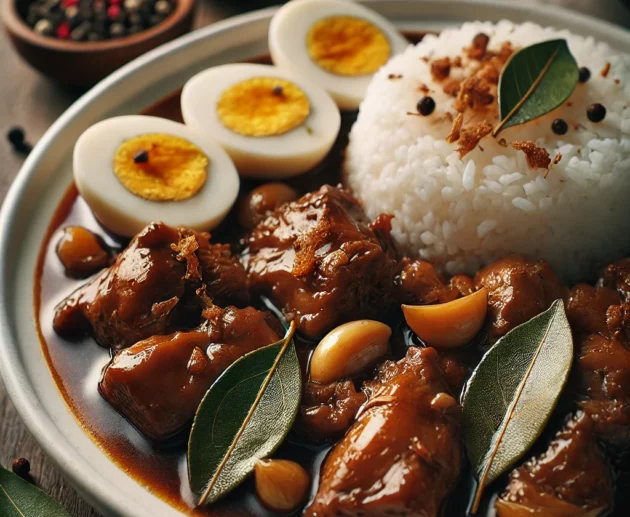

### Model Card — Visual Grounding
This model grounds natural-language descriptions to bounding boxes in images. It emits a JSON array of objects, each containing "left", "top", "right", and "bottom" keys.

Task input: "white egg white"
[
  {"left": 180, "top": 63, "right": 341, "bottom": 179},
  {"left": 73, "top": 115, "right": 239, "bottom": 238},
  {"left": 269, "top": 0, "right": 409, "bottom": 110}
]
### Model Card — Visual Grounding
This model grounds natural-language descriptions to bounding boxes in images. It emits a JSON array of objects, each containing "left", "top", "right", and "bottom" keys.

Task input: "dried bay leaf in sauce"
[
  {"left": 493, "top": 39, "right": 579, "bottom": 136},
  {"left": 461, "top": 300, "right": 573, "bottom": 513},
  {"left": 188, "top": 322, "right": 301, "bottom": 505},
  {"left": 0, "top": 466, "right": 70, "bottom": 516}
]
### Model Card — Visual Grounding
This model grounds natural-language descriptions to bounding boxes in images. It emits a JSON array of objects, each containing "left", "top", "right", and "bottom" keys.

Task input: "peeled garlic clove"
[
  {"left": 402, "top": 288, "right": 488, "bottom": 348},
  {"left": 309, "top": 320, "right": 391, "bottom": 384},
  {"left": 254, "top": 459, "right": 310, "bottom": 512}
]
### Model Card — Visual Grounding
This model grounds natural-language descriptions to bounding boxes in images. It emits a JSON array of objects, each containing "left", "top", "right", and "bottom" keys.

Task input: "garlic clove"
[
  {"left": 402, "top": 287, "right": 488, "bottom": 348},
  {"left": 254, "top": 459, "right": 310, "bottom": 512},
  {"left": 309, "top": 320, "right": 391, "bottom": 384}
]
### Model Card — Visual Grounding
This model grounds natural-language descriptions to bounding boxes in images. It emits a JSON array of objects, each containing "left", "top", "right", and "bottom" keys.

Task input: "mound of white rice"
[{"left": 345, "top": 21, "right": 630, "bottom": 281}]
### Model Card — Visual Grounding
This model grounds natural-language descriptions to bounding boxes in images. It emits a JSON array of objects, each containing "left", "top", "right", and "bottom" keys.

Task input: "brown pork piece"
[
  {"left": 496, "top": 411, "right": 613, "bottom": 517},
  {"left": 305, "top": 347, "right": 461, "bottom": 517},
  {"left": 296, "top": 379, "right": 367, "bottom": 443},
  {"left": 99, "top": 305, "right": 281, "bottom": 443},
  {"left": 395, "top": 258, "right": 474, "bottom": 305},
  {"left": 575, "top": 331, "right": 630, "bottom": 449},
  {"left": 566, "top": 283, "right": 630, "bottom": 448},
  {"left": 599, "top": 257, "right": 630, "bottom": 300},
  {"left": 474, "top": 255, "right": 567, "bottom": 338},
  {"left": 566, "top": 284, "right": 621, "bottom": 335},
  {"left": 53, "top": 222, "right": 248, "bottom": 351},
  {"left": 243, "top": 185, "right": 397, "bottom": 339}
]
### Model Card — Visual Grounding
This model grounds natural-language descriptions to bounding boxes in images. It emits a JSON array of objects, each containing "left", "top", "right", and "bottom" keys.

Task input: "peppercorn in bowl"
[{"left": 1, "top": 0, "right": 195, "bottom": 85}]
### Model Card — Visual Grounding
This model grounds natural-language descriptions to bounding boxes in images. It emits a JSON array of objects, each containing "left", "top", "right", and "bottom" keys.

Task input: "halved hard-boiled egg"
[
  {"left": 73, "top": 115, "right": 239, "bottom": 237},
  {"left": 181, "top": 63, "right": 340, "bottom": 178},
  {"left": 269, "top": 0, "right": 408, "bottom": 110}
]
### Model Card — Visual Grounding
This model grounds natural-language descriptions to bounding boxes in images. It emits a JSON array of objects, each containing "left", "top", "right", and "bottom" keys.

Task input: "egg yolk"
[
  {"left": 306, "top": 16, "right": 391, "bottom": 76},
  {"left": 217, "top": 77, "right": 310, "bottom": 137},
  {"left": 113, "top": 134, "right": 208, "bottom": 202}
]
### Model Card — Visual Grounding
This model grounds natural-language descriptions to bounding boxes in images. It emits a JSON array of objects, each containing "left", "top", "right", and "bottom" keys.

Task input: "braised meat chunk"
[
  {"left": 99, "top": 305, "right": 281, "bottom": 443},
  {"left": 305, "top": 347, "right": 461, "bottom": 517},
  {"left": 395, "top": 258, "right": 474, "bottom": 305},
  {"left": 496, "top": 411, "right": 613, "bottom": 517},
  {"left": 244, "top": 185, "right": 397, "bottom": 339},
  {"left": 566, "top": 283, "right": 630, "bottom": 448},
  {"left": 296, "top": 379, "right": 367, "bottom": 443},
  {"left": 474, "top": 255, "right": 567, "bottom": 338},
  {"left": 599, "top": 257, "right": 630, "bottom": 300},
  {"left": 575, "top": 331, "right": 630, "bottom": 449},
  {"left": 54, "top": 222, "right": 248, "bottom": 350}
]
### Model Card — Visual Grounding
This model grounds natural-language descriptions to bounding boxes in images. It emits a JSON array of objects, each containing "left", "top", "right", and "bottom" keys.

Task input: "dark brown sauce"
[{"left": 33, "top": 32, "right": 629, "bottom": 517}]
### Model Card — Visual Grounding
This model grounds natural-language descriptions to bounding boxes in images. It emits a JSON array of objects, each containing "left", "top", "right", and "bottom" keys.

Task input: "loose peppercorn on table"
[{"left": 2, "top": 2, "right": 630, "bottom": 517}]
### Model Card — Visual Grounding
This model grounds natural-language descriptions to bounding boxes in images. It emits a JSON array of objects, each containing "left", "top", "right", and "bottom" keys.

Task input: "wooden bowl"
[{"left": 1, "top": 0, "right": 195, "bottom": 86}]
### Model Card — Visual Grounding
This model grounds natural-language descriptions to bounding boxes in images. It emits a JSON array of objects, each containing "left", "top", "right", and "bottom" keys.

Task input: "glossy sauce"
[{"left": 34, "top": 38, "right": 628, "bottom": 517}]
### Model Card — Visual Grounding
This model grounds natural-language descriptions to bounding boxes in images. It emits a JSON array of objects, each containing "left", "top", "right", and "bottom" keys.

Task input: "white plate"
[{"left": 1, "top": 2, "right": 630, "bottom": 516}]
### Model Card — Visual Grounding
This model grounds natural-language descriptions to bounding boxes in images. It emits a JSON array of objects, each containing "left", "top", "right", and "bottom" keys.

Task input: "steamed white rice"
[{"left": 345, "top": 21, "right": 630, "bottom": 281}]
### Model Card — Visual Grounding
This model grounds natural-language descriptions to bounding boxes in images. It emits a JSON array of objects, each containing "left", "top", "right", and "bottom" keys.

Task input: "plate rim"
[{"left": 2, "top": 1, "right": 630, "bottom": 516}]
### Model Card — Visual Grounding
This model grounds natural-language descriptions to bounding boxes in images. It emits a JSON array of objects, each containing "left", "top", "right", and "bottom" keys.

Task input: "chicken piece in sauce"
[
  {"left": 53, "top": 222, "right": 248, "bottom": 350},
  {"left": 296, "top": 379, "right": 367, "bottom": 443},
  {"left": 566, "top": 283, "right": 630, "bottom": 449},
  {"left": 474, "top": 255, "right": 567, "bottom": 338},
  {"left": 599, "top": 257, "right": 630, "bottom": 300},
  {"left": 395, "top": 258, "right": 474, "bottom": 305},
  {"left": 496, "top": 411, "right": 613, "bottom": 517},
  {"left": 244, "top": 185, "right": 398, "bottom": 339},
  {"left": 305, "top": 346, "right": 461, "bottom": 517},
  {"left": 99, "top": 305, "right": 281, "bottom": 443}
]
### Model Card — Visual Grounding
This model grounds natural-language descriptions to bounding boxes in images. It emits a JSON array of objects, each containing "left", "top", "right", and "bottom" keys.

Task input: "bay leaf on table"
[
  {"left": 493, "top": 39, "right": 579, "bottom": 136},
  {"left": 0, "top": 466, "right": 70, "bottom": 517},
  {"left": 188, "top": 321, "right": 301, "bottom": 506},
  {"left": 461, "top": 300, "right": 573, "bottom": 513}
]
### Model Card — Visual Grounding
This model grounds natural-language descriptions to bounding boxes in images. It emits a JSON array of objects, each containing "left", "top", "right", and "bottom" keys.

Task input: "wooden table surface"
[{"left": 1, "top": 1, "right": 629, "bottom": 515}]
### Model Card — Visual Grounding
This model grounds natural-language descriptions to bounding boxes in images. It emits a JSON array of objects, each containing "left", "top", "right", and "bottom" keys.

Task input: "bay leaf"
[
  {"left": 493, "top": 39, "right": 579, "bottom": 136},
  {"left": 461, "top": 300, "right": 573, "bottom": 513},
  {"left": 188, "top": 321, "right": 301, "bottom": 505},
  {"left": 0, "top": 466, "right": 70, "bottom": 516}
]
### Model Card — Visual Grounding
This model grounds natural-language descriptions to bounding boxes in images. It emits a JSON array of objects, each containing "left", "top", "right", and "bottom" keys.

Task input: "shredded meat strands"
[
  {"left": 457, "top": 121, "right": 493, "bottom": 157},
  {"left": 446, "top": 113, "right": 464, "bottom": 144},
  {"left": 170, "top": 234, "right": 201, "bottom": 281},
  {"left": 511, "top": 140, "right": 551, "bottom": 170},
  {"left": 431, "top": 57, "right": 451, "bottom": 81},
  {"left": 466, "top": 33, "right": 490, "bottom": 60}
]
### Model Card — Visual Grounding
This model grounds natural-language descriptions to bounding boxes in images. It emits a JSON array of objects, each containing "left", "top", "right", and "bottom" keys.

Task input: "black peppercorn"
[
  {"left": 272, "top": 86, "right": 283, "bottom": 96},
  {"left": 417, "top": 96, "right": 436, "bottom": 116},
  {"left": 587, "top": 103, "right": 606, "bottom": 123},
  {"left": 578, "top": 67, "right": 591, "bottom": 83},
  {"left": 11, "top": 458, "right": 31, "bottom": 480},
  {"left": 133, "top": 149, "right": 149, "bottom": 163},
  {"left": 551, "top": 118, "right": 568, "bottom": 135},
  {"left": 7, "top": 127, "right": 25, "bottom": 148}
]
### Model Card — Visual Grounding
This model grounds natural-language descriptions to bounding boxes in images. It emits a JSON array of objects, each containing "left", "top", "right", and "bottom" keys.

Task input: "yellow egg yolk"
[
  {"left": 217, "top": 77, "right": 310, "bottom": 137},
  {"left": 113, "top": 134, "right": 208, "bottom": 202},
  {"left": 306, "top": 16, "right": 391, "bottom": 76}
]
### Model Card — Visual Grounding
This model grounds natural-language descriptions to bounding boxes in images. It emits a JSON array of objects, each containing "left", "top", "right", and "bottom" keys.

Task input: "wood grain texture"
[{"left": 0, "top": 1, "right": 629, "bottom": 515}]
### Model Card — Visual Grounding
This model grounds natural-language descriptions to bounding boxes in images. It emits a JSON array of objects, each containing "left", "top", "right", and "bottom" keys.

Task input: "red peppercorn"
[
  {"left": 109, "top": 0, "right": 122, "bottom": 4},
  {"left": 56, "top": 22, "right": 70, "bottom": 39},
  {"left": 107, "top": 4, "right": 120, "bottom": 18}
]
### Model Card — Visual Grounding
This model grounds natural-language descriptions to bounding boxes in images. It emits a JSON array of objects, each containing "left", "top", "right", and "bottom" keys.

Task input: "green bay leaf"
[
  {"left": 461, "top": 300, "right": 573, "bottom": 513},
  {"left": 0, "top": 466, "right": 70, "bottom": 516},
  {"left": 494, "top": 39, "right": 579, "bottom": 136},
  {"left": 188, "top": 322, "right": 301, "bottom": 505}
]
